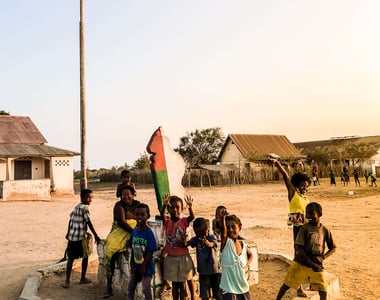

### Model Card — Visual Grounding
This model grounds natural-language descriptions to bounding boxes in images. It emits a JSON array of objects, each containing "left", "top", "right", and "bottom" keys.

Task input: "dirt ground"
[{"left": 0, "top": 178, "right": 379, "bottom": 300}]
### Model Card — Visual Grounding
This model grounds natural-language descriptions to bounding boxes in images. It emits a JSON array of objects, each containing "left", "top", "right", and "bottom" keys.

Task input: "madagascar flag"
[{"left": 146, "top": 127, "right": 185, "bottom": 210}]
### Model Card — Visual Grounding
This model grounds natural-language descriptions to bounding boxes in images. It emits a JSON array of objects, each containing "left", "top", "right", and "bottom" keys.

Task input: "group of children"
[{"left": 63, "top": 167, "right": 337, "bottom": 300}]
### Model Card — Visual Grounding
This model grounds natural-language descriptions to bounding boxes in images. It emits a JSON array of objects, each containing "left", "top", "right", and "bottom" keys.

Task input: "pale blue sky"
[{"left": 1, "top": 1, "right": 379, "bottom": 169}]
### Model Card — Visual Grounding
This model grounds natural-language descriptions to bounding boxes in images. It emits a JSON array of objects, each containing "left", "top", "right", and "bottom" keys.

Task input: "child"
[
  {"left": 116, "top": 170, "right": 136, "bottom": 198},
  {"left": 276, "top": 202, "right": 337, "bottom": 300},
  {"left": 160, "top": 195, "right": 196, "bottom": 300},
  {"left": 127, "top": 203, "right": 157, "bottom": 300},
  {"left": 270, "top": 158, "right": 311, "bottom": 297},
  {"left": 212, "top": 205, "right": 227, "bottom": 242},
  {"left": 188, "top": 217, "right": 221, "bottom": 300},
  {"left": 219, "top": 213, "right": 253, "bottom": 300},
  {"left": 62, "top": 189, "right": 101, "bottom": 289}
]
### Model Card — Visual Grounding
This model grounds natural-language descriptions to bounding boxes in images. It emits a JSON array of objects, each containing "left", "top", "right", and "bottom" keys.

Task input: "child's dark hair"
[
  {"left": 193, "top": 217, "right": 210, "bottom": 230},
  {"left": 225, "top": 214, "right": 242, "bottom": 229},
  {"left": 80, "top": 189, "right": 92, "bottom": 201},
  {"left": 306, "top": 202, "right": 323, "bottom": 217},
  {"left": 136, "top": 203, "right": 150, "bottom": 217},
  {"left": 120, "top": 185, "right": 136, "bottom": 196},
  {"left": 120, "top": 169, "right": 131, "bottom": 178},
  {"left": 169, "top": 196, "right": 183, "bottom": 208},
  {"left": 215, "top": 205, "right": 227, "bottom": 216},
  {"left": 291, "top": 173, "right": 311, "bottom": 187}
]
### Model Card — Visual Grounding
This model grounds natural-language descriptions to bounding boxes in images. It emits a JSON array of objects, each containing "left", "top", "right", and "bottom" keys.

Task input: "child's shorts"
[
  {"left": 283, "top": 261, "right": 327, "bottom": 292},
  {"left": 164, "top": 253, "right": 195, "bottom": 282}
]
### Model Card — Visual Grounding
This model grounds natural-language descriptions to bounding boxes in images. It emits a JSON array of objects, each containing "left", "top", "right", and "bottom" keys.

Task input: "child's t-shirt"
[
  {"left": 294, "top": 222, "right": 336, "bottom": 267},
  {"left": 163, "top": 217, "right": 189, "bottom": 256},
  {"left": 129, "top": 227, "right": 157, "bottom": 276},
  {"left": 189, "top": 234, "right": 221, "bottom": 275}
]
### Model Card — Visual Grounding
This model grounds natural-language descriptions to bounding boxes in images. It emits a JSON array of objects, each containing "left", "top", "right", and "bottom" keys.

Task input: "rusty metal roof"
[
  {"left": 0, "top": 115, "right": 47, "bottom": 144},
  {"left": 0, "top": 143, "right": 79, "bottom": 158},
  {"left": 294, "top": 135, "right": 380, "bottom": 156},
  {"left": 218, "top": 134, "right": 304, "bottom": 161}
]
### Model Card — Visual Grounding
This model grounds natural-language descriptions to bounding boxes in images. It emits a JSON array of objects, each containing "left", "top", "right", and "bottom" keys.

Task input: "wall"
[
  {"left": 1, "top": 179, "right": 51, "bottom": 201},
  {"left": 0, "top": 160, "right": 6, "bottom": 181},
  {"left": 219, "top": 140, "right": 246, "bottom": 165},
  {"left": 51, "top": 156, "right": 75, "bottom": 194}
]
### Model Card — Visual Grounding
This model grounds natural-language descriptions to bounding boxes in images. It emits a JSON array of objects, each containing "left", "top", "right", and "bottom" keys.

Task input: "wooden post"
[{"left": 80, "top": 0, "right": 87, "bottom": 190}]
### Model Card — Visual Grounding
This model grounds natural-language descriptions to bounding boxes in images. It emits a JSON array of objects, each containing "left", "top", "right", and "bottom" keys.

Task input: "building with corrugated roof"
[
  {"left": 0, "top": 115, "right": 79, "bottom": 200},
  {"left": 217, "top": 134, "right": 305, "bottom": 183},
  {"left": 294, "top": 135, "right": 380, "bottom": 177}
]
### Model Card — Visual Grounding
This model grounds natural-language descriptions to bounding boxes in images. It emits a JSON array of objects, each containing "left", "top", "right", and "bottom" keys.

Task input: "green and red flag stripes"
[{"left": 146, "top": 127, "right": 185, "bottom": 210}]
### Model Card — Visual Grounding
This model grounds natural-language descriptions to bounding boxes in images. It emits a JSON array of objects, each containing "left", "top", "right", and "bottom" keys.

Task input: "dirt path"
[{"left": 0, "top": 179, "right": 379, "bottom": 299}]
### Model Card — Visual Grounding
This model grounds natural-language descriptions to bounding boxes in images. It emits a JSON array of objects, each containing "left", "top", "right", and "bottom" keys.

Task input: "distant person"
[
  {"left": 116, "top": 170, "right": 136, "bottom": 198},
  {"left": 276, "top": 202, "right": 337, "bottom": 300},
  {"left": 219, "top": 213, "right": 253, "bottom": 300},
  {"left": 188, "top": 217, "right": 221, "bottom": 300},
  {"left": 127, "top": 203, "right": 157, "bottom": 300},
  {"left": 329, "top": 170, "right": 336, "bottom": 186},
  {"left": 312, "top": 166, "right": 320, "bottom": 186},
  {"left": 353, "top": 169, "right": 360, "bottom": 187},
  {"left": 342, "top": 166, "right": 349, "bottom": 186},
  {"left": 364, "top": 170, "right": 369, "bottom": 184},
  {"left": 369, "top": 172, "right": 377, "bottom": 187},
  {"left": 62, "top": 189, "right": 101, "bottom": 289},
  {"left": 103, "top": 185, "right": 139, "bottom": 298},
  {"left": 270, "top": 158, "right": 311, "bottom": 297}
]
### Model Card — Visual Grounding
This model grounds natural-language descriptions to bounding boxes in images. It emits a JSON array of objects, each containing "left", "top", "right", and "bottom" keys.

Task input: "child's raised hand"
[
  {"left": 184, "top": 196, "right": 194, "bottom": 208},
  {"left": 162, "top": 194, "right": 170, "bottom": 207}
]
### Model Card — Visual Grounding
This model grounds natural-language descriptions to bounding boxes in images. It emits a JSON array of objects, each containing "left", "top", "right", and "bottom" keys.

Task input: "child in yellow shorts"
[{"left": 276, "top": 202, "right": 337, "bottom": 300}]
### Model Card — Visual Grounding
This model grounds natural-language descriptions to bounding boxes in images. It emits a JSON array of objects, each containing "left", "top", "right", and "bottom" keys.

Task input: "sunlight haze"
[{"left": 1, "top": 1, "right": 379, "bottom": 169}]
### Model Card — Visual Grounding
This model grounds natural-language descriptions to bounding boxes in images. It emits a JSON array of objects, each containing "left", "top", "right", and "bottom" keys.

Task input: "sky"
[{"left": 1, "top": 1, "right": 380, "bottom": 170}]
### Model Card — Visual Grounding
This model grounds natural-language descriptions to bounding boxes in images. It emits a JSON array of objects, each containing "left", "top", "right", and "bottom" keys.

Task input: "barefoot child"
[
  {"left": 62, "top": 189, "right": 101, "bottom": 289},
  {"left": 127, "top": 203, "right": 157, "bottom": 300},
  {"left": 276, "top": 202, "right": 337, "bottom": 300},
  {"left": 188, "top": 217, "right": 221, "bottom": 300},
  {"left": 220, "top": 213, "right": 253, "bottom": 300},
  {"left": 270, "top": 158, "right": 311, "bottom": 297},
  {"left": 160, "top": 195, "right": 196, "bottom": 300}
]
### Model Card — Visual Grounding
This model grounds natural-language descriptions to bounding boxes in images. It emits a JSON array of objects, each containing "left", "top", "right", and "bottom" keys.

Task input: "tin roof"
[
  {"left": 218, "top": 134, "right": 304, "bottom": 161},
  {"left": 0, "top": 115, "right": 78, "bottom": 157},
  {"left": 294, "top": 135, "right": 380, "bottom": 156},
  {"left": 0, "top": 143, "right": 79, "bottom": 158},
  {"left": 0, "top": 115, "right": 47, "bottom": 144}
]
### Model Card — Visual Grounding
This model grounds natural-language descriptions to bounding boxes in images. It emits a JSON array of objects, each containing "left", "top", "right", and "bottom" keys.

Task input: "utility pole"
[{"left": 80, "top": 0, "right": 87, "bottom": 190}]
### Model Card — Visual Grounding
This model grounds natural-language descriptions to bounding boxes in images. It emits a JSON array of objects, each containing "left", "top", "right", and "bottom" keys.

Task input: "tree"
[
  {"left": 0, "top": 110, "right": 10, "bottom": 115},
  {"left": 176, "top": 127, "right": 225, "bottom": 167},
  {"left": 132, "top": 152, "right": 150, "bottom": 170}
]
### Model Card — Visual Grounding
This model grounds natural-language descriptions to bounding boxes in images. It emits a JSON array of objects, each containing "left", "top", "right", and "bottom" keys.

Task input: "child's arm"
[
  {"left": 220, "top": 211, "right": 228, "bottom": 251},
  {"left": 114, "top": 203, "right": 135, "bottom": 233},
  {"left": 270, "top": 159, "right": 295, "bottom": 200},
  {"left": 184, "top": 196, "right": 195, "bottom": 223},
  {"left": 87, "top": 220, "right": 101, "bottom": 243},
  {"left": 245, "top": 244, "right": 254, "bottom": 269},
  {"left": 295, "top": 245, "right": 323, "bottom": 272},
  {"left": 160, "top": 194, "right": 170, "bottom": 225},
  {"left": 140, "top": 251, "right": 154, "bottom": 277}
]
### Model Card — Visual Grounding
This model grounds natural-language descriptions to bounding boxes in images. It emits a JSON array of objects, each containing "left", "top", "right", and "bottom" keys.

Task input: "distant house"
[
  {"left": 217, "top": 134, "right": 305, "bottom": 183},
  {"left": 294, "top": 135, "right": 380, "bottom": 177},
  {"left": 0, "top": 115, "right": 79, "bottom": 201}
]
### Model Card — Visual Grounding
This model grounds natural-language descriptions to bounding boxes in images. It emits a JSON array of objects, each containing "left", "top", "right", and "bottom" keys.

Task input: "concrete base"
[{"left": 260, "top": 252, "right": 342, "bottom": 300}]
